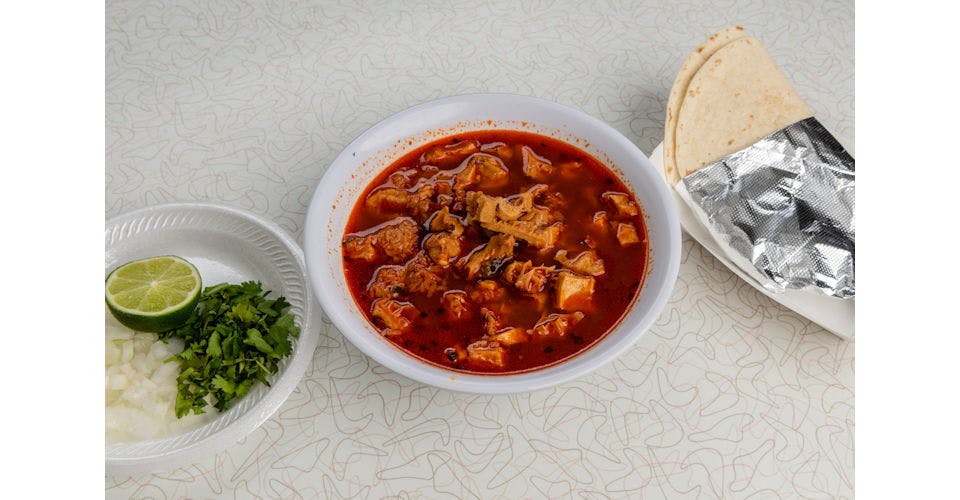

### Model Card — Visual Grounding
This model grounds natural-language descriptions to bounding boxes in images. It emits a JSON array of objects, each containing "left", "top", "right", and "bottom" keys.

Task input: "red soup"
[{"left": 342, "top": 131, "right": 648, "bottom": 373}]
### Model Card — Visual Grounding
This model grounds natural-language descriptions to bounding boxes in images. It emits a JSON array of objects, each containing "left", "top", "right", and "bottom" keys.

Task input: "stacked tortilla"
[{"left": 663, "top": 26, "right": 814, "bottom": 185}]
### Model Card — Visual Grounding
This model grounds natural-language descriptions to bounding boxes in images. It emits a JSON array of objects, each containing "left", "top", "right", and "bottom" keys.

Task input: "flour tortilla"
[
  {"left": 663, "top": 26, "right": 748, "bottom": 185},
  {"left": 674, "top": 36, "right": 814, "bottom": 178}
]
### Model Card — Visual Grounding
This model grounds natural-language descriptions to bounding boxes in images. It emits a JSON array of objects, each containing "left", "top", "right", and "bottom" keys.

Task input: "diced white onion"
[{"left": 105, "top": 309, "right": 213, "bottom": 444}]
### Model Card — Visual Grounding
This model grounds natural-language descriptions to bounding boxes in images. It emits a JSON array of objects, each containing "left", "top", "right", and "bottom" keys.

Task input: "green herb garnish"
[{"left": 159, "top": 281, "right": 300, "bottom": 418}]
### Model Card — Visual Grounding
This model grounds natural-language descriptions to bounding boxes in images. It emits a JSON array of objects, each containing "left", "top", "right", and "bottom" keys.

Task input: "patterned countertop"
[{"left": 106, "top": 1, "right": 854, "bottom": 497}]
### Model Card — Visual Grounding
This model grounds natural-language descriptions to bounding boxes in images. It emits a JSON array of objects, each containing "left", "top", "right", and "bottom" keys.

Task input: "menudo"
[{"left": 342, "top": 131, "right": 648, "bottom": 373}]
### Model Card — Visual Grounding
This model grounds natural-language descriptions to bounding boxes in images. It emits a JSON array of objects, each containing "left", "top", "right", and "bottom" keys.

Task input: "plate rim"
[{"left": 104, "top": 201, "right": 320, "bottom": 475}]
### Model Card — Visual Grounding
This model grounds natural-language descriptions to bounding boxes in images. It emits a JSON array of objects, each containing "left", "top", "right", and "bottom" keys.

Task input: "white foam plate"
[
  {"left": 649, "top": 143, "right": 854, "bottom": 340},
  {"left": 105, "top": 202, "right": 320, "bottom": 475}
]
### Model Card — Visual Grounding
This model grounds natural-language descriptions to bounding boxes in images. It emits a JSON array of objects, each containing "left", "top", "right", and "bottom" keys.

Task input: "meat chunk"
[
  {"left": 441, "top": 291, "right": 471, "bottom": 321},
  {"left": 592, "top": 211, "right": 609, "bottom": 229},
  {"left": 373, "top": 220, "right": 419, "bottom": 260},
  {"left": 554, "top": 271, "right": 595, "bottom": 310},
  {"left": 478, "top": 307, "right": 528, "bottom": 345},
  {"left": 423, "top": 206, "right": 467, "bottom": 266},
  {"left": 420, "top": 140, "right": 480, "bottom": 165},
  {"left": 403, "top": 252, "right": 447, "bottom": 296},
  {"left": 615, "top": 222, "right": 641, "bottom": 247},
  {"left": 530, "top": 312, "right": 585, "bottom": 338},
  {"left": 521, "top": 290, "right": 551, "bottom": 314},
  {"left": 408, "top": 185, "right": 436, "bottom": 221},
  {"left": 466, "top": 188, "right": 562, "bottom": 248},
  {"left": 427, "top": 206, "right": 465, "bottom": 236},
  {"left": 365, "top": 251, "right": 448, "bottom": 299},
  {"left": 367, "top": 265, "right": 407, "bottom": 299},
  {"left": 436, "top": 193, "right": 454, "bottom": 208},
  {"left": 501, "top": 260, "right": 554, "bottom": 294},
  {"left": 539, "top": 191, "right": 566, "bottom": 211},
  {"left": 364, "top": 187, "right": 407, "bottom": 211},
  {"left": 602, "top": 192, "right": 639, "bottom": 217},
  {"left": 430, "top": 179, "right": 454, "bottom": 209},
  {"left": 366, "top": 183, "right": 436, "bottom": 221},
  {"left": 343, "top": 218, "right": 419, "bottom": 263},
  {"left": 435, "top": 180, "right": 453, "bottom": 196},
  {"left": 480, "top": 142, "right": 515, "bottom": 161},
  {"left": 461, "top": 234, "right": 516, "bottom": 280},
  {"left": 489, "top": 327, "right": 529, "bottom": 346},
  {"left": 554, "top": 249, "right": 605, "bottom": 276},
  {"left": 342, "top": 235, "right": 377, "bottom": 261},
  {"left": 453, "top": 153, "right": 509, "bottom": 194},
  {"left": 370, "top": 299, "right": 419, "bottom": 337},
  {"left": 472, "top": 154, "right": 509, "bottom": 188},
  {"left": 466, "top": 339, "right": 506, "bottom": 368},
  {"left": 469, "top": 280, "right": 507, "bottom": 304},
  {"left": 557, "top": 160, "right": 582, "bottom": 179},
  {"left": 388, "top": 168, "right": 418, "bottom": 189},
  {"left": 521, "top": 146, "right": 555, "bottom": 181},
  {"left": 423, "top": 232, "right": 462, "bottom": 266},
  {"left": 480, "top": 307, "right": 503, "bottom": 336}
]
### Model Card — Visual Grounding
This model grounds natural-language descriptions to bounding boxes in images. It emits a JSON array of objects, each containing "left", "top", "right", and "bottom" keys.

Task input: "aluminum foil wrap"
[{"left": 679, "top": 117, "right": 855, "bottom": 298}]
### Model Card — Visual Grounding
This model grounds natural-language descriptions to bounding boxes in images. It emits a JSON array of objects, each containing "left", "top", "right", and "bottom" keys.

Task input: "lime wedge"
[{"left": 105, "top": 255, "right": 202, "bottom": 332}]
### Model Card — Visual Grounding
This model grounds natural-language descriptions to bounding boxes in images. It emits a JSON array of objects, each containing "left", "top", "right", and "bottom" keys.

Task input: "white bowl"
[
  {"left": 303, "top": 94, "right": 680, "bottom": 394},
  {"left": 105, "top": 202, "right": 320, "bottom": 475}
]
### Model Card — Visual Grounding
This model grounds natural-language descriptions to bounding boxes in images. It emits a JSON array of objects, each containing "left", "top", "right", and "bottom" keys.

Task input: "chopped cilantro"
[{"left": 159, "top": 281, "right": 300, "bottom": 418}]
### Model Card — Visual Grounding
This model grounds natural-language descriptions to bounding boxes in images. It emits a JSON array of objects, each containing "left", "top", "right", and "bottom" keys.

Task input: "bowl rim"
[
  {"left": 304, "top": 93, "right": 680, "bottom": 394},
  {"left": 105, "top": 201, "right": 321, "bottom": 475}
]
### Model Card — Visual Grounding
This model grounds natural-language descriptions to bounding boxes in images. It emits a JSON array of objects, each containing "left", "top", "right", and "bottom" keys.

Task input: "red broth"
[{"left": 342, "top": 131, "right": 648, "bottom": 373}]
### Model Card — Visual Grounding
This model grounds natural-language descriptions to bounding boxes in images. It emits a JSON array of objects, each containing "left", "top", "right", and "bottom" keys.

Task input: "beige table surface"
[{"left": 106, "top": 1, "right": 854, "bottom": 497}]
